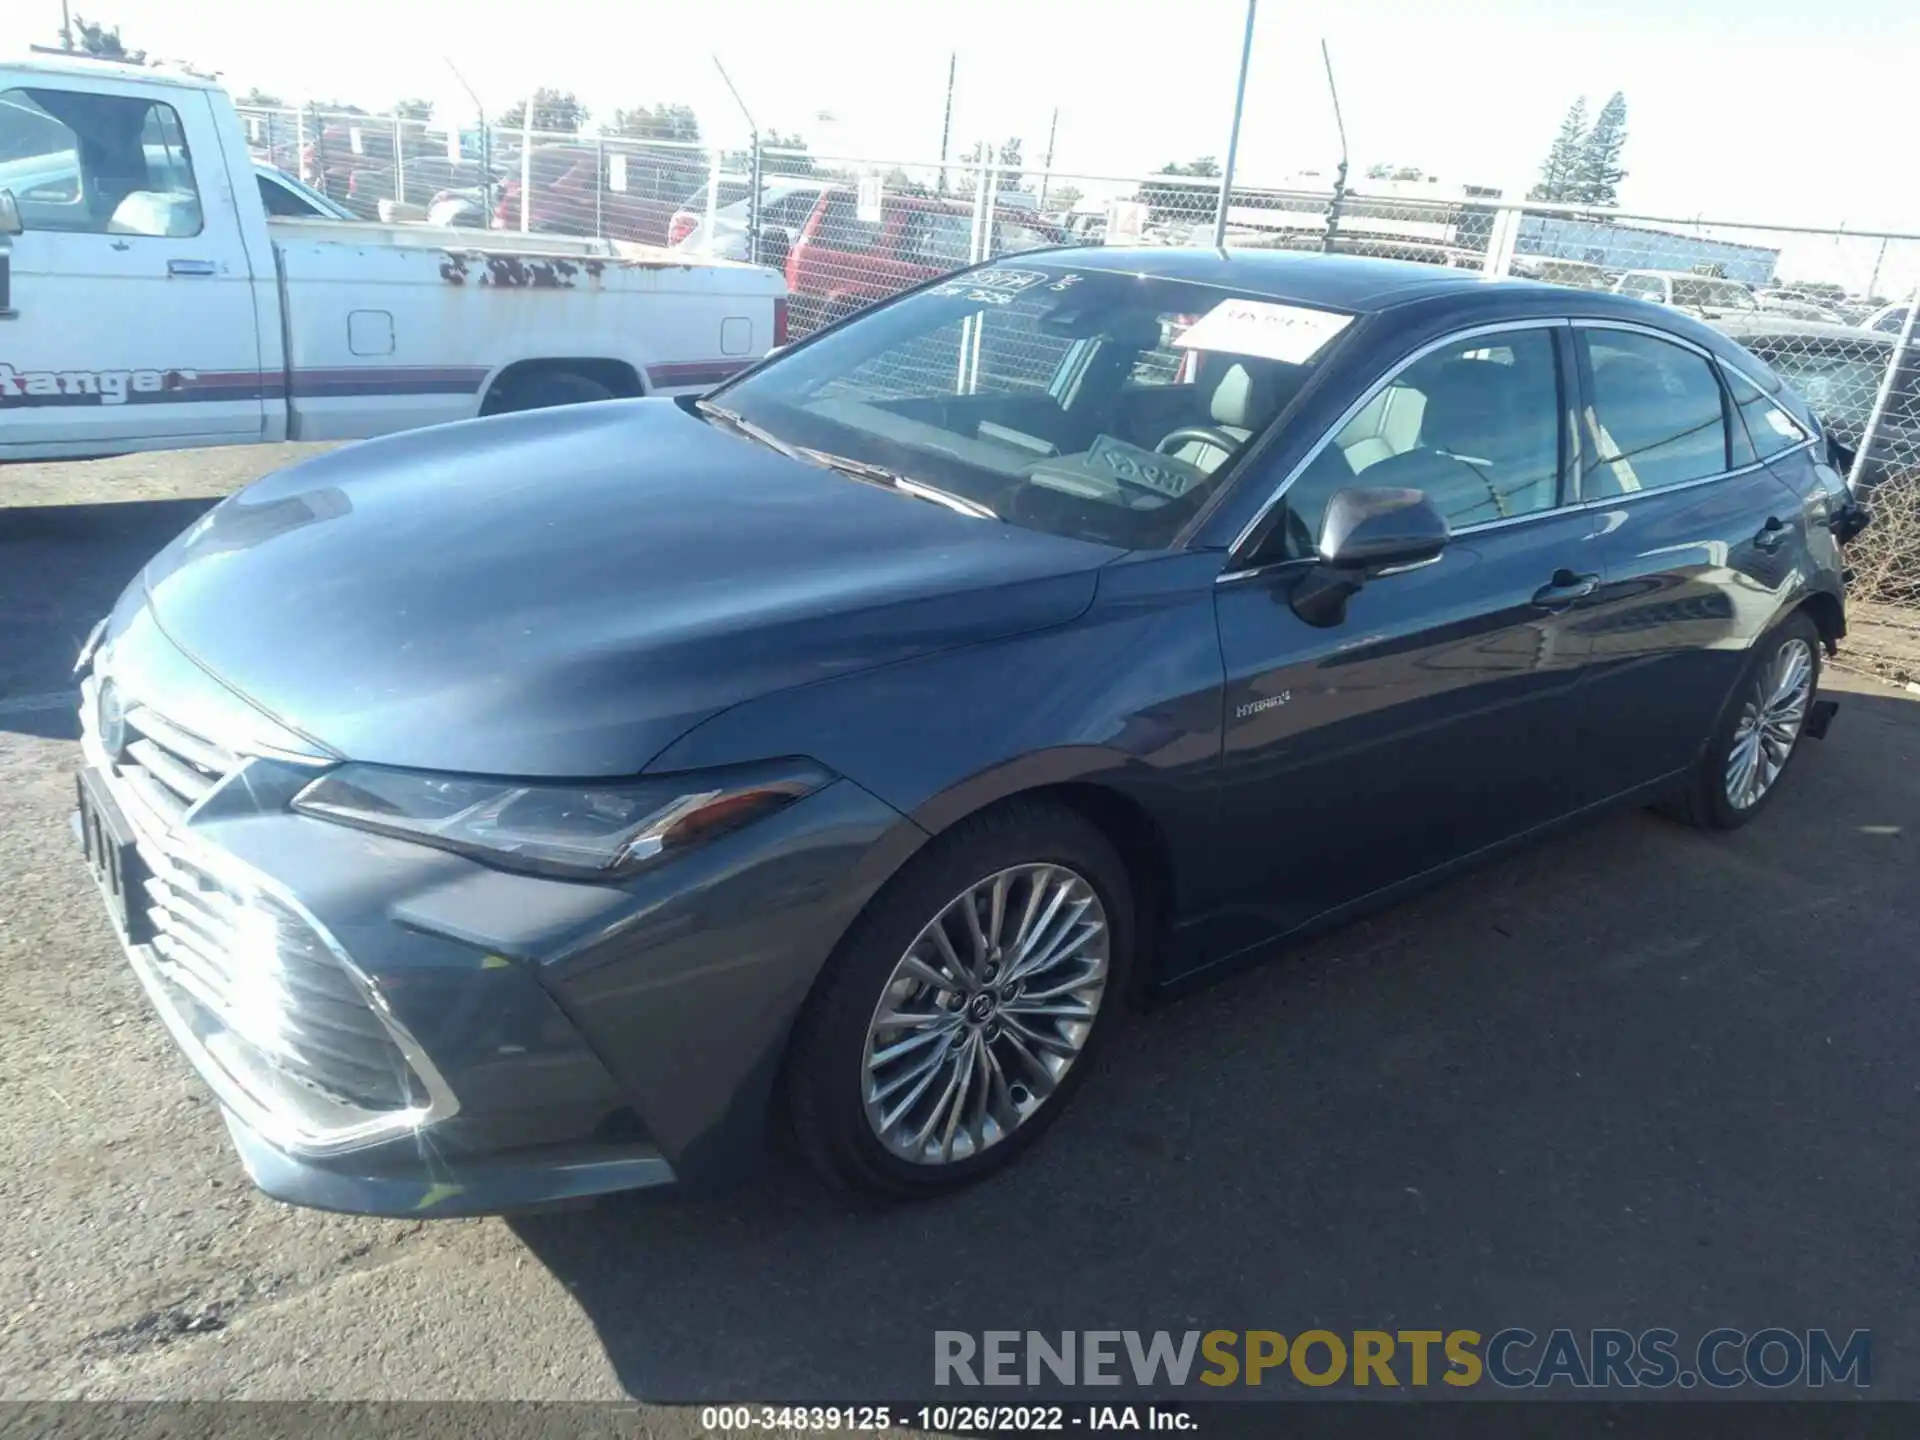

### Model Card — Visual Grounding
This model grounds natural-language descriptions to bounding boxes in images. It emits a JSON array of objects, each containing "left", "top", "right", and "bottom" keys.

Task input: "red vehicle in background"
[
  {"left": 492, "top": 143, "right": 707, "bottom": 247},
  {"left": 784, "top": 188, "right": 1066, "bottom": 334}
]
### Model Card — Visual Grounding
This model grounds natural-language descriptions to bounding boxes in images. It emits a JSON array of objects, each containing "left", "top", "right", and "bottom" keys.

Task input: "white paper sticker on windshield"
[{"left": 1173, "top": 298, "right": 1353, "bottom": 365}]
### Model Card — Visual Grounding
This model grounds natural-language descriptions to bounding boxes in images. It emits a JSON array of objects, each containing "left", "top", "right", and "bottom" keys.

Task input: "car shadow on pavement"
[
  {"left": 0, "top": 499, "right": 217, "bottom": 740},
  {"left": 509, "top": 683, "right": 1920, "bottom": 1403}
]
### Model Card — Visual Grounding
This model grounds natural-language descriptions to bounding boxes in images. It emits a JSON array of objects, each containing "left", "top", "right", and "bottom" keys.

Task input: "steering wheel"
[{"left": 1154, "top": 426, "right": 1243, "bottom": 459}]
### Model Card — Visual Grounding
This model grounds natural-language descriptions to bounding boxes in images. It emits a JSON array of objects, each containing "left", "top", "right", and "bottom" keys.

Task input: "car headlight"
[{"left": 292, "top": 759, "right": 832, "bottom": 875}]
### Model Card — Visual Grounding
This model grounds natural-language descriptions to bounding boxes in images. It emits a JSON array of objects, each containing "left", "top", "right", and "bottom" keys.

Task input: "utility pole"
[
  {"left": 1037, "top": 106, "right": 1058, "bottom": 211},
  {"left": 937, "top": 52, "right": 956, "bottom": 195},
  {"left": 1212, "top": 0, "right": 1257, "bottom": 248}
]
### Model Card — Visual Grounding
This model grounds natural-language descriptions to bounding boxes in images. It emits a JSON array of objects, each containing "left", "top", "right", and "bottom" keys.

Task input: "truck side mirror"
[{"left": 0, "top": 189, "right": 22, "bottom": 237}]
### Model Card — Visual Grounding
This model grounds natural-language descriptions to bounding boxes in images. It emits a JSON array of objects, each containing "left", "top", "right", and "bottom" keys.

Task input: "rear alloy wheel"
[
  {"left": 1664, "top": 612, "right": 1822, "bottom": 830},
  {"left": 785, "top": 801, "right": 1133, "bottom": 1198}
]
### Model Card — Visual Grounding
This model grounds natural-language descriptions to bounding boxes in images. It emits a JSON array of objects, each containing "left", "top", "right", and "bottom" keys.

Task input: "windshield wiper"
[
  {"left": 694, "top": 399, "right": 805, "bottom": 463},
  {"left": 796, "top": 448, "right": 1001, "bottom": 521}
]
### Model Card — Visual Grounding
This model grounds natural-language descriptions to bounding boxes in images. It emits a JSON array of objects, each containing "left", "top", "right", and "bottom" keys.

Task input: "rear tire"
[
  {"left": 486, "top": 370, "right": 616, "bottom": 415},
  {"left": 785, "top": 799, "right": 1134, "bottom": 1200},
  {"left": 1660, "top": 612, "right": 1822, "bottom": 831}
]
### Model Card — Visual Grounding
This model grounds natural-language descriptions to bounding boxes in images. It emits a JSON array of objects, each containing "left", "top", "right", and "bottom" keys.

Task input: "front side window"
[
  {"left": 0, "top": 87, "right": 200, "bottom": 236},
  {"left": 1618, "top": 273, "right": 1667, "bottom": 303},
  {"left": 715, "top": 265, "right": 1356, "bottom": 548},
  {"left": 903, "top": 209, "right": 974, "bottom": 268},
  {"left": 1279, "top": 327, "right": 1565, "bottom": 553},
  {"left": 1582, "top": 330, "right": 1729, "bottom": 496}
]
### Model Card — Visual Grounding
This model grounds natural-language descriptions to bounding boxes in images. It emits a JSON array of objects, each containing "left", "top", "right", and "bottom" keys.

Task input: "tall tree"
[
  {"left": 70, "top": 14, "right": 145, "bottom": 63},
  {"left": 500, "top": 89, "right": 588, "bottom": 135},
  {"left": 605, "top": 103, "right": 701, "bottom": 143},
  {"left": 1529, "top": 96, "right": 1587, "bottom": 203},
  {"left": 391, "top": 98, "right": 435, "bottom": 121},
  {"left": 1572, "top": 92, "right": 1628, "bottom": 206}
]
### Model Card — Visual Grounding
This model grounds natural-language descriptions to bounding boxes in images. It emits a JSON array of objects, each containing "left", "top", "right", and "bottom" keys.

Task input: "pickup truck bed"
[{"left": 0, "top": 52, "right": 785, "bottom": 463}]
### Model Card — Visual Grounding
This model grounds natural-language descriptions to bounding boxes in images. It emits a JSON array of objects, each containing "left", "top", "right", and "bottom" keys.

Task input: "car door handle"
[
  {"left": 1532, "top": 568, "right": 1600, "bottom": 610},
  {"left": 167, "top": 259, "right": 217, "bottom": 277},
  {"left": 1753, "top": 516, "right": 1788, "bottom": 552}
]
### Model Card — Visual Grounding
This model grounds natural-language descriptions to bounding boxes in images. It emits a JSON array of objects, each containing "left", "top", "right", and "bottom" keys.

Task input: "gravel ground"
[{"left": 3, "top": 444, "right": 1917, "bottom": 1405}]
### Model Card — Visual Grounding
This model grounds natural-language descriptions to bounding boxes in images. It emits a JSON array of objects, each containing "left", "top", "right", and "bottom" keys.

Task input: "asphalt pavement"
[{"left": 2, "top": 447, "right": 1916, "bottom": 1404}]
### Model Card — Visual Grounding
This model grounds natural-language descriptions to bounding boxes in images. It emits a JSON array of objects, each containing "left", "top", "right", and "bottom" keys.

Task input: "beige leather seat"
[{"left": 1168, "top": 362, "right": 1277, "bottom": 472}]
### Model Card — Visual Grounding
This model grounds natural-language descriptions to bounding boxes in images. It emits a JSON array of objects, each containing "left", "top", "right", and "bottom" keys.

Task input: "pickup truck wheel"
[
  {"left": 488, "top": 370, "right": 616, "bottom": 415},
  {"left": 784, "top": 800, "right": 1133, "bottom": 1199}
]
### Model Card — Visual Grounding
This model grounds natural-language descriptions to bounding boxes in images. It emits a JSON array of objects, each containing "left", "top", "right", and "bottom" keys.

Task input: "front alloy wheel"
[
  {"left": 862, "top": 864, "right": 1109, "bottom": 1166},
  {"left": 785, "top": 800, "right": 1133, "bottom": 1198}
]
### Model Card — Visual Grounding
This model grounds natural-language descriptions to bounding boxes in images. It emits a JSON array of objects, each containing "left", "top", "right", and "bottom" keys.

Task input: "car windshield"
[{"left": 714, "top": 263, "right": 1355, "bottom": 549}]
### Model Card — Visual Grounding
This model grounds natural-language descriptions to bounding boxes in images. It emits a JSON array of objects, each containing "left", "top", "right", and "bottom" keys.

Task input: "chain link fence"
[{"left": 236, "top": 104, "right": 1919, "bottom": 611}]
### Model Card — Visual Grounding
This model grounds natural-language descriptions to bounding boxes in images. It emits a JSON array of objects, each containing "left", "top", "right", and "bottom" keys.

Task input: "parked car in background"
[
  {"left": 1754, "top": 289, "right": 1845, "bottom": 323},
  {"left": 1861, "top": 302, "right": 1915, "bottom": 337},
  {"left": 669, "top": 178, "right": 832, "bottom": 269},
  {"left": 1510, "top": 256, "right": 1614, "bottom": 291},
  {"left": 254, "top": 163, "right": 353, "bottom": 220},
  {"left": 784, "top": 186, "right": 1066, "bottom": 333},
  {"left": 75, "top": 248, "right": 1862, "bottom": 1215},
  {"left": 0, "top": 53, "right": 786, "bottom": 464},
  {"left": 1613, "top": 269, "right": 1760, "bottom": 318},
  {"left": 1714, "top": 315, "right": 1920, "bottom": 492},
  {"left": 492, "top": 142, "right": 706, "bottom": 246}
]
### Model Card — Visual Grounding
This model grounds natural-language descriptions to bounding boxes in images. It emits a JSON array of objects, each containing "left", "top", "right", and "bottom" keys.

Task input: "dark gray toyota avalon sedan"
[{"left": 74, "top": 249, "right": 1870, "bottom": 1216}]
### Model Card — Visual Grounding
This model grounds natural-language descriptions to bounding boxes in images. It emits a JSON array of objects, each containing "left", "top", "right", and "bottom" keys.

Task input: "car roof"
[
  {"left": 1044, "top": 245, "right": 1635, "bottom": 316},
  {"left": 3, "top": 51, "right": 218, "bottom": 89}
]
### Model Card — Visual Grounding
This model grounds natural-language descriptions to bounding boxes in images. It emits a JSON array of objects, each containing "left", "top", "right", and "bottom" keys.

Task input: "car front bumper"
[{"left": 75, "top": 615, "right": 926, "bottom": 1215}]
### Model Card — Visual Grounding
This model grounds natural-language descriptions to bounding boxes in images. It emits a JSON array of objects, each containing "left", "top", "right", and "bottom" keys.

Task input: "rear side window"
[
  {"left": 1724, "top": 366, "right": 1809, "bottom": 463},
  {"left": 813, "top": 194, "right": 882, "bottom": 253},
  {"left": 0, "top": 86, "right": 200, "bottom": 236},
  {"left": 1581, "top": 330, "right": 1729, "bottom": 496},
  {"left": 1617, "top": 273, "right": 1666, "bottom": 303}
]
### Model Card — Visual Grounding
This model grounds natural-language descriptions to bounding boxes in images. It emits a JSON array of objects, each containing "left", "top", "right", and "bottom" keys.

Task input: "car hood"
[{"left": 139, "top": 399, "right": 1117, "bottom": 777}]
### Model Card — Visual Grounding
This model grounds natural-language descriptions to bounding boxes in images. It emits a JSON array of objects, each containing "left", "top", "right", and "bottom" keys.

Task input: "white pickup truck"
[{"left": 0, "top": 53, "right": 786, "bottom": 463}]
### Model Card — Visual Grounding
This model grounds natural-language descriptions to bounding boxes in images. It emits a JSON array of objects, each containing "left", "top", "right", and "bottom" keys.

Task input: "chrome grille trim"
[{"left": 78, "top": 662, "right": 458, "bottom": 1156}]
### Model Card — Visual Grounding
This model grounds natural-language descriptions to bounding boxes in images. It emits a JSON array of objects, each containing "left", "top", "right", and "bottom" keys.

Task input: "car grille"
[{"left": 79, "top": 673, "right": 429, "bottom": 1140}]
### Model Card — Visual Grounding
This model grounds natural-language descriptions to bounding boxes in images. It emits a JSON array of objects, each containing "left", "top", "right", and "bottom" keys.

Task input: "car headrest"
[
  {"left": 1211, "top": 362, "right": 1278, "bottom": 429},
  {"left": 106, "top": 190, "right": 201, "bottom": 238}
]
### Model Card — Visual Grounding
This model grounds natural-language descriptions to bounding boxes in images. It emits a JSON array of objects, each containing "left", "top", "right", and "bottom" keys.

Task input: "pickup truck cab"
[{"left": 0, "top": 54, "right": 786, "bottom": 463}]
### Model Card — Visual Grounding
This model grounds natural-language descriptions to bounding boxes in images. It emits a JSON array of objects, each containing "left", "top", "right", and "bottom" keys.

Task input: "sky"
[{"left": 7, "top": 0, "right": 1919, "bottom": 292}]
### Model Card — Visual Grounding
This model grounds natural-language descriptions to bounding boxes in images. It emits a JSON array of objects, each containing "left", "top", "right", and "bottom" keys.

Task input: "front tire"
[
  {"left": 1663, "top": 612, "right": 1822, "bottom": 830},
  {"left": 785, "top": 800, "right": 1134, "bottom": 1199}
]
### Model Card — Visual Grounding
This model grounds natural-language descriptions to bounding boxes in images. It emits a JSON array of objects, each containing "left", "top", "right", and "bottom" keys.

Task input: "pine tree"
[
  {"left": 1572, "top": 92, "right": 1628, "bottom": 207},
  {"left": 1529, "top": 97, "right": 1587, "bottom": 203}
]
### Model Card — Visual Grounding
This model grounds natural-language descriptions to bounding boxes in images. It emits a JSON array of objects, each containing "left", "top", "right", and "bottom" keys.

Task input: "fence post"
[
  {"left": 595, "top": 135, "right": 604, "bottom": 238},
  {"left": 703, "top": 143, "right": 721, "bottom": 256},
  {"left": 393, "top": 115, "right": 405, "bottom": 208},
  {"left": 295, "top": 106, "right": 307, "bottom": 185},
  {"left": 1849, "top": 281, "right": 1920, "bottom": 494},
  {"left": 1483, "top": 203, "right": 1522, "bottom": 279},
  {"left": 747, "top": 134, "right": 763, "bottom": 267},
  {"left": 1212, "top": 0, "right": 1258, "bottom": 248},
  {"left": 519, "top": 107, "right": 533, "bottom": 234}
]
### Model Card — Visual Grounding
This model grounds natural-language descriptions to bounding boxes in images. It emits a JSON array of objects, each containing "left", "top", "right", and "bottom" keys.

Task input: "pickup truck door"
[{"left": 0, "top": 76, "right": 265, "bottom": 458}]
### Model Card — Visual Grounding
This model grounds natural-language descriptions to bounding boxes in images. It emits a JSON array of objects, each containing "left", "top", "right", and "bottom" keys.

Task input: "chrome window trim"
[
  {"left": 1223, "top": 317, "right": 1572, "bottom": 563},
  {"left": 1216, "top": 314, "right": 1820, "bottom": 587}
]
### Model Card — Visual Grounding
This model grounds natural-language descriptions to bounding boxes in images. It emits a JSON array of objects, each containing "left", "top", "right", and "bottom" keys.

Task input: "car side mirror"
[
  {"left": 1290, "top": 486, "right": 1450, "bottom": 628},
  {"left": 0, "top": 189, "right": 21, "bottom": 237}
]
